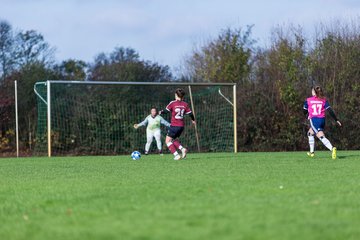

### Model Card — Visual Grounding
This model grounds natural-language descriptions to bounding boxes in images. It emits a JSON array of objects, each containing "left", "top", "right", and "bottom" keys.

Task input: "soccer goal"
[{"left": 34, "top": 81, "right": 237, "bottom": 157}]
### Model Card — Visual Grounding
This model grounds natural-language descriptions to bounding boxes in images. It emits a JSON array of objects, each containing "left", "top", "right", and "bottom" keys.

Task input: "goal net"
[{"left": 34, "top": 81, "right": 236, "bottom": 156}]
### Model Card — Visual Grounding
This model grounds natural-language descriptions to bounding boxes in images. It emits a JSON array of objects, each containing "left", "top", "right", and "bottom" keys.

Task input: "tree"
[
  {"left": 0, "top": 21, "right": 54, "bottom": 82},
  {"left": 0, "top": 20, "right": 14, "bottom": 82},
  {"left": 89, "top": 47, "right": 172, "bottom": 82},
  {"left": 6, "top": 63, "right": 58, "bottom": 152},
  {"left": 54, "top": 59, "right": 87, "bottom": 80},
  {"left": 183, "top": 26, "right": 255, "bottom": 83},
  {"left": 14, "top": 30, "right": 55, "bottom": 67},
  {"left": 0, "top": 20, "right": 56, "bottom": 155},
  {"left": 251, "top": 26, "right": 309, "bottom": 150}
]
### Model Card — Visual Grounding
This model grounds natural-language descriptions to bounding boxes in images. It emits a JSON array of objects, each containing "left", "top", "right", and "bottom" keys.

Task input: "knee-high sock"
[
  {"left": 320, "top": 136, "right": 333, "bottom": 151},
  {"left": 172, "top": 139, "right": 183, "bottom": 150},
  {"left": 308, "top": 135, "right": 315, "bottom": 153},
  {"left": 166, "top": 142, "right": 178, "bottom": 155}
]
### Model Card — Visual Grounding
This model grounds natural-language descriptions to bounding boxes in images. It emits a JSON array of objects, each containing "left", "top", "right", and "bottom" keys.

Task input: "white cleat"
[
  {"left": 174, "top": 155, "right": 181, "bottom": 161},
  {"left": 181, "top": 148, "right": 188, "bottom": 159}
]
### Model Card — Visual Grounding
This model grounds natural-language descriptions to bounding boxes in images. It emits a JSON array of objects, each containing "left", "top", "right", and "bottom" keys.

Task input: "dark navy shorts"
[
  {"left": 167, "top": 126, "right": 184, "bottom": 139},
  {"left": 309, "top": 117, "right": 325, "bottom": 133}
]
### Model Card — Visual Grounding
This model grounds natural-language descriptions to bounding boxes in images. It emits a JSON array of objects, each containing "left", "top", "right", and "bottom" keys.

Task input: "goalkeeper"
[{"left": 134, "top": 107, "right": 170, "bottom": 155}]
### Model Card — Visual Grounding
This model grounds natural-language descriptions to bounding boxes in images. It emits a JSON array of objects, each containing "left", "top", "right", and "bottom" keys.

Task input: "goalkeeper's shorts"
[{"left": 167, "top": 126, "right": 184, "bottom": 139}]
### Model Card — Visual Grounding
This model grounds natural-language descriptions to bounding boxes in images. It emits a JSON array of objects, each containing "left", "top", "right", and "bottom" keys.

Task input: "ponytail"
[{"left": 313, "top": 86, "right": 325, "bottom": 99}]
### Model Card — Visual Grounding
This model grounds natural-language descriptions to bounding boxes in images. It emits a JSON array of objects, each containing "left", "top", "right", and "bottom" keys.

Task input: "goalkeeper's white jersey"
[{"left": 138, "top": 115, "right": 170, "bottom": 131}]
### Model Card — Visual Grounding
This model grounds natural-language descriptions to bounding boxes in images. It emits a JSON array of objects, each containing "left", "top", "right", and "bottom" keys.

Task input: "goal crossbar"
[{"left": 46, "top": 80, "right": 236, "bottom": 86}]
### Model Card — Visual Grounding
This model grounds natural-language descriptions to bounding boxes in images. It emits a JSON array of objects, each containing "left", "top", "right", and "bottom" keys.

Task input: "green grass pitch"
[{"left": 1, "top": 151, "right": 360, "bottom": 240}]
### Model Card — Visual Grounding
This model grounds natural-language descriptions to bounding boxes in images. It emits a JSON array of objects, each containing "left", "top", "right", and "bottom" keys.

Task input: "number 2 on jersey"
[
  {"left": 311, "top": 104, "right": 322, "bottom": 116},
  {"left": 175, "top": 108, "right": 185, "bottom": 119}
]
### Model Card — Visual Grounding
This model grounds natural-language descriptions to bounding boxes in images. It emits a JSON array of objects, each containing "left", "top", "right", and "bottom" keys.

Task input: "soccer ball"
[{"left": 131, "top": 151, "right": 141, "bottom": 160}]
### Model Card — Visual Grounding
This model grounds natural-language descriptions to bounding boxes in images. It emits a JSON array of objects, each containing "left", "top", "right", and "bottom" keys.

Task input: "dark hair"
[
  {"left": 313, "top": 86, "right": 325, "bottom": 99},
  {"left": 175, "top": 88, "right": 185, "bottom": 99}
]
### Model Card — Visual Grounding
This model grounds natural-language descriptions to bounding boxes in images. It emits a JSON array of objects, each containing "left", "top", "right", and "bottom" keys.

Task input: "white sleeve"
[
  {"left": 160, "top": 116, "right": 170, "bottom": 128},
  {"left": 137, "top": 116, "right": 149, "bottom": 127}
]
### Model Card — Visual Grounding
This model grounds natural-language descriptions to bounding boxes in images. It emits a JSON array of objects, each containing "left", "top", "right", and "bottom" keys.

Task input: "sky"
[{"left": 1, "top": 0, "right": 360, "bottom": 71}]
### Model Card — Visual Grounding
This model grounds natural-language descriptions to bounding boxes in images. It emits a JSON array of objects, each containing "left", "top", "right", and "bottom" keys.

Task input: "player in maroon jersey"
[{"left": 159, "top": 88, "right": 196, "bottom": 160}]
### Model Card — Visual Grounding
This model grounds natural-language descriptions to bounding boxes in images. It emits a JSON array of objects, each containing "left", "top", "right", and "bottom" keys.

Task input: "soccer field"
[{"left": 1, "top": 152, "right": 360, "bottom": 240}]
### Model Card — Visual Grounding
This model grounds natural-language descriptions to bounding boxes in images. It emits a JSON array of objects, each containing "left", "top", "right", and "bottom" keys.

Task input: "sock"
[
  {"left": 308, "top": 135, "right": 315, "bottom": 153},
  {"left": 166, "top": 142, "right": 178, "bottom": 155},
  {"left": 319, "top": 136, "right": 333, "bottom": 151},
  {"left": 172, "top": 140, "right": 183, "bottom": 150}
]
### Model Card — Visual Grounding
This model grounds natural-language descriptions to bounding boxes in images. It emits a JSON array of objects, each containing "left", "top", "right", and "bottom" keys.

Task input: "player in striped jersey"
[{"left": 134, "top": 107, "right": 170, "bottom": 155}]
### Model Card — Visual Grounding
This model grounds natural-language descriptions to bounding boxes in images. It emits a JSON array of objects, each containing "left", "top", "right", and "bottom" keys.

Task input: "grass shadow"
[{"left": 337, "top": 154, "right": 359, "bottom": 159}]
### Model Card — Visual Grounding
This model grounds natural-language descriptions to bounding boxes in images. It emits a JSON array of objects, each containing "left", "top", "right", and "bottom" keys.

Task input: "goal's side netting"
[{"left": 34, "top": 81, "right": 236, "bottom": 156}]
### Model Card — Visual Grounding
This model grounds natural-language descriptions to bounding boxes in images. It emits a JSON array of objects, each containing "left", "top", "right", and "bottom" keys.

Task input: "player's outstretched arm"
[
  {"left": 134, "top": 117, "right": 148, "bottom": 129},
  {"left": 160, "top": 116, "right": 170, "bottom": 128}
]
